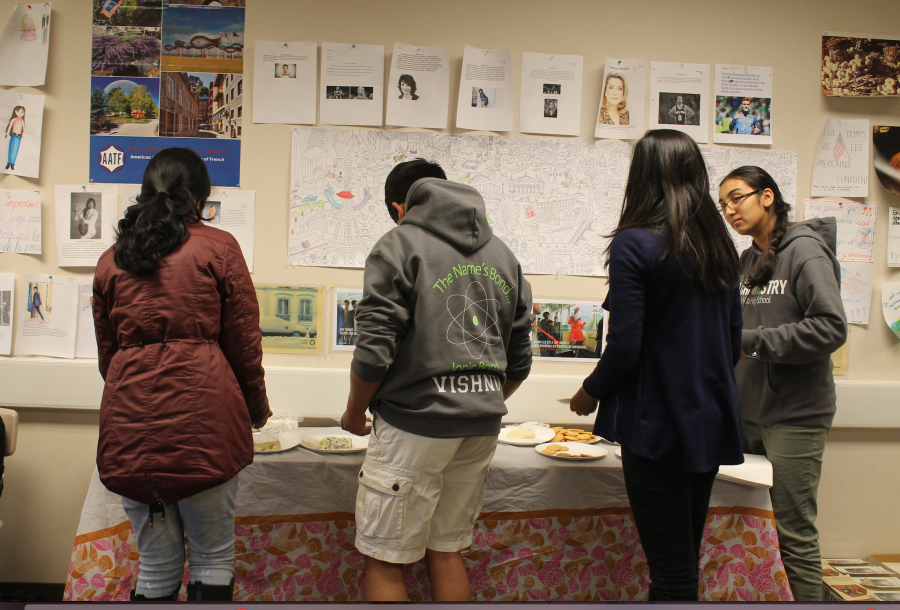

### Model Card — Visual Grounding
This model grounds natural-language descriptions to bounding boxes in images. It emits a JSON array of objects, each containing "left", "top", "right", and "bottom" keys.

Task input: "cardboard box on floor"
[{"left": 822, "top": 556, "right": 900, "bottom": 602}]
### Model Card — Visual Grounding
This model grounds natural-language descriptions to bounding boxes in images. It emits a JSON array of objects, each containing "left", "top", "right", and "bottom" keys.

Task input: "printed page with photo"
[
  {"left": 253, "top": 41, "right": 317, "bottom": 125},
  {"left": 74, "top": 278, "right": 98, "bottom": 358},
  {"left": 54, "top": 184, "right": 118, "bottom": 267},
  {"left": 456, "top": 46, "right": 514, "bottom": 132},
  {"left": 203, "top": 188, "right": 255, "bottom": 271},
  {"left": 0, "top": 273, "right": 13, "bottom": 355},
  {"left": 385, "top": 43, "right": 450, "bottom": 129},
  {"left": 13, "top": 274, "right": 79, "bottom": 358},
  {"left": 649, "top": 61, "right": 710, "bottom": 143},
  {"left": 713, "top": 65, "right": 773, "bottom": 145},
  {"left": 319, "top": 43, "right": 385, "bottom": 127},
  {"left": 595, "top": 57, "right": 645, "bottom": 140},
  {"left": 519, "top": 52, "right": 583, "bottom": 137}
]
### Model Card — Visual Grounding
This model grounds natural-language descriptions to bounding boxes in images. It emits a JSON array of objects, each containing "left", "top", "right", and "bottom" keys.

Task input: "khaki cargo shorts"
[{"left": 354, "top": 413, "right": 497, "bottom": 564}]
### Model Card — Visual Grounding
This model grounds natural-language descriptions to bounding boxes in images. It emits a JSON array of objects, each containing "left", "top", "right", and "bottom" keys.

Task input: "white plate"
[
  {"left": 598, "top": 437, "right": 620, "bottom": 446},
  {"left": 300, "top": 435, "right": 369, "bottom": 454},
  {"left": 615, "top": 447, "right": 622, "bottom": 458},
  {"left": 535, "top": 442, "right": 608, "bottom": 461},
  {"left": 254, "top": 431, "right": 303, "bottom": 453},
  {"left": 498, "top": 427, "right": 555, "bottom": 446},
  {"left": 551, "top": 429, "right": 602, "bottom": 444}
]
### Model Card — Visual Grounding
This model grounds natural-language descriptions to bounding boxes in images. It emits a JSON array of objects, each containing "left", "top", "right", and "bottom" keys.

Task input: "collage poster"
[
  {"left": 532, "top": 300, "right": 604, "bottom": 361},
  {"left": 332, "top": 288, "right": 363, "bottom": 351},
  {"left": 88, "top": 0, "right": 244, "bottom": 186},
  {"left": 255, "top": 284, "right": 323, "bottom": 355}
]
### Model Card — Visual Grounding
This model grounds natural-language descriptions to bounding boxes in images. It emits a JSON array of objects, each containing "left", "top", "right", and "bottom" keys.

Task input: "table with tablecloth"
[{"left": 65, "top": 428, "right": 792, "bottom": 602}]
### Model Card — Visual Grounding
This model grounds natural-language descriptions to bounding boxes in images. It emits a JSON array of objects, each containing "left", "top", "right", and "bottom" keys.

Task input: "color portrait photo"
[{"left": 715, "top": 96, "right": 771, "bottom": 136}]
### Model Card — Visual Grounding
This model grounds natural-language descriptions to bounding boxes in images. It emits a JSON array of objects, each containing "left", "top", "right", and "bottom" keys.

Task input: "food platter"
[
  {"left": 300, "top": 435, "right": 369, "bottom": 454},
  {"left": 498, "top": 427, "right": 556, "bottom": 446},
  {"left": 253, "top": 431, "right": 303, "bottom": 453},
  {"left": 535, "top": 442, "right": 608, "bottom": 461},
  {"left": 548, "top": 427, "right": 601, "bottom": 444}
]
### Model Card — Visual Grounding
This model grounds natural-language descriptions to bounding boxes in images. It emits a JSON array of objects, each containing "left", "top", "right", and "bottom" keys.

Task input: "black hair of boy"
[{"left": 383, "top": 159, "right": 447, "bottom": 223}]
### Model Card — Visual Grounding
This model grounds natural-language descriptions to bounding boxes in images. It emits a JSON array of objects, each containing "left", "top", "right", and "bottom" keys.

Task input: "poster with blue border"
[{"left": 90, "top": 0, "right": 245, "bottom": 186}]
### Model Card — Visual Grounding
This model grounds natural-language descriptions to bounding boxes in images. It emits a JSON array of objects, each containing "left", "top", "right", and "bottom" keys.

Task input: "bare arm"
[{"left": 341, "top": 369, "right": 379, "bottom": 436}]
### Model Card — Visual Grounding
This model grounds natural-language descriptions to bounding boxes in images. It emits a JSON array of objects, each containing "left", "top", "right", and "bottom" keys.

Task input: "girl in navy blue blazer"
[{"left": 570, "top": 129, "right": 744, "bottom": 601}]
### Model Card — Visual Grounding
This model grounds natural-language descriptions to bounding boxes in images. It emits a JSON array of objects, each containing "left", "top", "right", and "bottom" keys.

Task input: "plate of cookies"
[
  {"left": 536, "top": 442, "right": 608, "bottom": 461},
  {"left": 550, "top": 427, "right": 600, "bottom": 444}
]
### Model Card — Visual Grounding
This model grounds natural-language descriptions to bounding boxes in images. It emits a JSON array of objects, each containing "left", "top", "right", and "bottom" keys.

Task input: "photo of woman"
[
  {"left": 354, "top": 86, "right": 372, "bottom": 100},
  {"left": 80, "top": 198, "right": 101, "bottom": 239},
  {"left": 397, "top": 74, "right": 419, "bottom": 100},
  {"left": 69, "top": 192, "right": 103, "bottom": 239},
  {"left": 5, "top": 106, "right": 25, "bottom": 171},
  {"left": 202, "top": 201, "right": 220, "bottom": 224},
  {"left": 598, "top": 72, "right": 629, "bottom": 126}
]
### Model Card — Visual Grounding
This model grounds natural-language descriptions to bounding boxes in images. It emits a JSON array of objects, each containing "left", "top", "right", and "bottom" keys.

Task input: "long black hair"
[
  {"left": 606, "top": 129, "right": 740, "bottom": 291},
  {"left": 720, "top": 165, "right": 791, "bottom": 292},
  {"left": 114, "top": 148, "right": 211, "bottom": 275}
]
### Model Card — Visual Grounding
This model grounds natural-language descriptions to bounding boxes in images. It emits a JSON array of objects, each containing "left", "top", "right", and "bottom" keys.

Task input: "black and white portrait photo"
[
  {"left": 351, "top": 86, "right": 373, "bottom": 100},
  {"left": 543, "top": 83, "right": 561, "bottom": 95},
  {"left": 70, "top": 192, "right": 102, "bottom": 240},
  {"left": 275, "top": 63, "right": 296, "bottom": 78},
  {"left": 659, "top": 92, "right": 700, "bottom": 126},
  {"left": 544, "top": 98, "right": 558, "bottom": 118}
]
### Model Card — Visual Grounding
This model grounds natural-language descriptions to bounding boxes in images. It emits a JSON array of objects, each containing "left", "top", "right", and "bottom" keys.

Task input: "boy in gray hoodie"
[{"left": 340, "top": 159, "right": 533, "bottom": 601}]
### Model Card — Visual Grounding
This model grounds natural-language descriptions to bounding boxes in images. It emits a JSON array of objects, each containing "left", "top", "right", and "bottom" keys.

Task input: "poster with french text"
[
  {"left": 649, "top": 61, "right": 710, "bottom": 143},
  {"left": 0, "top": 189, "right": 41, "bottom": 254},
  {"left": 595, "top": 57, "right": 644, "bottom": 140},
  {"left": 889, "top": 207, "right": 900, "bottom": 267},
  {"left": 519, "top": 52, "right": 583, "bottom": 137},
  {"left": 456, "top": 46, "right": 514, "bottom": 132},
  {"left": 804, "top": 199, "right": 876, "bottom": 263},
  {"left": 811, "top": 119, "right": 869, "bottom": 197},
  {"left": 55, "top": 185, "right": 118, "bottom": 267},
  {"left": 839, "top": 263, "right": 874, "bottom": 325},
  {"left": 385, "top": 44, "right": 450, "bottom": 129},
  {"left": 713, "top": 65, "right": 773, "bottom": 145}
]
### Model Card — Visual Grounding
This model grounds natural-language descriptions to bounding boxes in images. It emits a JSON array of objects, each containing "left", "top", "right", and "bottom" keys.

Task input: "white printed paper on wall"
[
  {"left": 713, "top": 65, "right": 773, "bottom": 145},
  {"left": 701, "top": 147, "right": 798, "bottom": 252},
  {"left": 14, "top": 274, "right": 78, "bottom": 358},
  {"left": 385, "top": 44, "right": 450, "bottom": 129},
  {"left": 253, "top": 41, "right": 317, "bottom": 125},
  {"left": 0, "top": 189, "right": 41, "bottom": 254},
  {"left": 649, "top": 61, "right": 710, "bottom": 143},
  {"left": 0, "top": 88, "right": 44, "bottom": 179},
  {"left": 519, "top": 52, "right": 583, "bottom": 137},
  {"left": 840, "top": 263, "right": 875, "bottom": 325},
  {"left": 882, "top": 283, "right": 900, "bottom": 339},
  {"left": 75, "top": 278, "right": 97, "bottom": 358},
  {"left": 0, "top": 2, "right": 51, "bottom": 87},
  {"left": 811, "top": 119, "right": 869, "bottom": 197},
  {"left": 202, "top": 189, "right": 256, "bottom": 271},
  {"left": 456, "top": 46, "right": 514, "bottom": 132},
  {"left": 55, "top": 185, "right": 117, "bottom": 267},
  {"left": 595, "top": 57, "right": 645, "bottom": 140},
  {"left": 889, "top": 207, "right": 900, "bottom": 267},
  {"left": 289, "top": 127, "right": 633, "bottom": 276},
  {"left": 0, "top": 273, "right": 13, "bottom": 355},
  {"left": 319, "top": 43, "right": 384, "bottom": 127},
  {"left": 804, "top": 199, "right": 876, "bottom": 263}
]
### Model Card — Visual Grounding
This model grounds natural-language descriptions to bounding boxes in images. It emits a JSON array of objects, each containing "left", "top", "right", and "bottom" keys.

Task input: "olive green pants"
[{"left": 742, "top": 420, "right": 828, "bottom": 602}]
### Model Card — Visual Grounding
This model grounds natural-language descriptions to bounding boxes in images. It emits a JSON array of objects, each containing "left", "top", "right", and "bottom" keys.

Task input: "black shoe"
[
  {"left": 129, "top": 586, "right": 180, "bottom": 601},
  {"left": 187, "top": 579, "right": 234, "bottom": 601},
  {"left": 9, "top": 165, "right": 13, "bottom": 170}
]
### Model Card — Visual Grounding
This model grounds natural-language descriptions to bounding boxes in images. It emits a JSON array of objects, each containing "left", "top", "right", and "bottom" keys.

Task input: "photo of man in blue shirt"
[{"left": 729, "top": 98, "right": 761, "bottom": 135}]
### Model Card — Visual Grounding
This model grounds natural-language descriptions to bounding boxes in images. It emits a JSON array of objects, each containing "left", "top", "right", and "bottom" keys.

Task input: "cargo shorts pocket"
[{"left": 356, "top": 459, "right": 415, "bottom": 540}]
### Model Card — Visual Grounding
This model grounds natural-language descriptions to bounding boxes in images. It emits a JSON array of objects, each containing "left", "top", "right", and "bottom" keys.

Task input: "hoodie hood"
[
  {"left": 778, "top": 217, "right": 837, "bottom": 255},
  {"left": 401, "top": 178, "right": 493, "bottom": 254}
]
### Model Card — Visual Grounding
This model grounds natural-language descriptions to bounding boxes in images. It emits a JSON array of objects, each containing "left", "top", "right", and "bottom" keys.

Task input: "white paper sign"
[
  {"left": 0, "top": 189, "right": 41, "bottom": 253},
  {"left": 840, "top": 263, "right": 875, "bottom": 325},
  {"left": 888, "top": 207, "right": 900, "bottom": 267},
  {"left": 0, "top": 273, "right": 13, "bottom": 355},
  {"left": 882, "top": 283, "right": 900, "bottom": 339},
  {"left": 595, "top": 57, "right": 645, "bottom": 140},
  {"left": 14, "top": 273, "right": 78, "bottom": 358},
  {"left": 203, "top": 189, "right": 256, "bottom": 271},
  {"left": 519, "top": 52, "right": 583, "bottom": 137},
  {"left": 0, "top": 88, "right": 45, "bottom": 179},
  {"left": 649, "top": 61, "right": 710, "bottom": 143},
  {"left": 0, "top": 2, "right": 51, "bottom": 87},
  {"left": 804, "top": 199, "right": 876, "bottom": 263},
  {"left": 253, "top": 41, "right": 317, "bottom": 125},
  {"left": 456, "top": 46, "right": 514, "bottom": 132},
  {"left": 713, "top": 65, "right": 773, "bottom": 145},
  {"left": 385, "top": 43, "right": 450, "bottom": 129},
  {"left": 812, "top": 119, "right": 869, "bottom": 197},
  {"left": 74, "top": 278, "right": 97, "bottom": 358},
  {"left": 55, "top": 185, "right": 117, "bottom": 267},
  {"left": 319, "top": 43, "right": 384, "bottom": 127}
]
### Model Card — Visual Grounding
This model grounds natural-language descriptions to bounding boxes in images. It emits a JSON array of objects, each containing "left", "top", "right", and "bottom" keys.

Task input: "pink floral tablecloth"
[{"left": 65, "top": 506, "right": 792, "bottom": 602}]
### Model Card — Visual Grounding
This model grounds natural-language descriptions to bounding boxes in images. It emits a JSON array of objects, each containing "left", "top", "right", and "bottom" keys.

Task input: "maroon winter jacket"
[{"left": 92, "top": 222, "right": 268, "bottom": 505}]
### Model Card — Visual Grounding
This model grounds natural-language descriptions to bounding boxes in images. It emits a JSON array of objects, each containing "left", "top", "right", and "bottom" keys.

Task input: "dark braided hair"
[
  {"left": 720, "top": 166, "right": 791, "bottom": 292},
  {"left": 114, "top": 148, "right": 211, "bottom": 275}
]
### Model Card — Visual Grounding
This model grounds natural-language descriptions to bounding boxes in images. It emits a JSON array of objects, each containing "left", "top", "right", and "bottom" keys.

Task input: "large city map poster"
[
  {"left": 88, "top": 0, "right": 244, "bottom": 186},
  {"left": 288, "top": 128, "right": 798, "bottom": 277}
]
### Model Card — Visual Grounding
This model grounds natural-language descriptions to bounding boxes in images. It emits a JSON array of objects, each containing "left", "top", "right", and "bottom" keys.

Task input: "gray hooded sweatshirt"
[
  {"left": 736, "top": 217, "right": 848, "bottom": 429},
  {"left": 351, "top": 178, "right": 533, "bottom": 438}
]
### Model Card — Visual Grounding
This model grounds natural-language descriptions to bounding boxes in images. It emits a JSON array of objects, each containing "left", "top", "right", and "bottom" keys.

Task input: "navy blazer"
[{"left": 583, "top": 228, "right": 744, "bottom": 472}]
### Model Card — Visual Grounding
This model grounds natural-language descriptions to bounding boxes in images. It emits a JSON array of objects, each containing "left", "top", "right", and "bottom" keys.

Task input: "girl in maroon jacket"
[{"left": 92, "top": 148, "right": 270, "bottom": 601}]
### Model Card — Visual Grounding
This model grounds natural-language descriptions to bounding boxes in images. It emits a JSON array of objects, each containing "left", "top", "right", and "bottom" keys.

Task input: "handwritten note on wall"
[
  {"left": 804, "top": 199, "right": 876, "bottom": 263},
  {"left": 889, "top": 207, "right": 900, "bottom": 268},
  {"left": 882, "top": 283, "right": 900, "bottom": 339},
  {"left": 0, "top": 189, "right": 41, "bottom": 254},
  {"left": 840, "top": 263, "right": 875, "bottom": 325}
]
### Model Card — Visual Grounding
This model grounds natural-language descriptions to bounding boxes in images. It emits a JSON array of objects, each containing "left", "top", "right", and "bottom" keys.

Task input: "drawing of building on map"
[
  {"left": 700, "top": 146, "right": 798, "bottom": 252},
  {"left": 289, "top": 128, "right": 633, "bottom": 276}
]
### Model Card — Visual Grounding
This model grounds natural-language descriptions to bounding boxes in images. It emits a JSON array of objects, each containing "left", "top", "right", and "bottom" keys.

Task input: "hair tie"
[{"left": 157, "top": 191, "right": 169, "bottom": 197}]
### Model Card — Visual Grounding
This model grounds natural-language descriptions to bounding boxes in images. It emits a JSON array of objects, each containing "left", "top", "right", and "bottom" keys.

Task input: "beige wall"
[{"left": 0, "top": 0, "right": 898, "bottom": 584}]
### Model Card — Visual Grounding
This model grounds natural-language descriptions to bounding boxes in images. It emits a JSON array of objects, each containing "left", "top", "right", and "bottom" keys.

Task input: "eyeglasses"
[{"left": 720, "top": 189, "right": 761, "bottom": 212}]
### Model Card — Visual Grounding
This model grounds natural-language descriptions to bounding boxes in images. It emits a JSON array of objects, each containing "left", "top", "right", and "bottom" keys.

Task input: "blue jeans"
[
  {"left": 621, "top": 446, "right": 718, "bottom": 601},
  {"left": 121, "top": 476, "right": 238, "bottom": 597},
  {"left": 7, "top": 134, "right": 21, "bottom": 166}
]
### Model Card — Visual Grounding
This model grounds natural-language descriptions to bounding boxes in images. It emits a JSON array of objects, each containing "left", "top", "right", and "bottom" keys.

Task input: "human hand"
[
  {"left": 341, "top": 409, "right": 372, "bottom": 436},
  {"left": 252, "top": 408, "right": 273, "bottom": 429},
  {"left": 533, "top": 303, "right": 542, "bottom": 315},
  {"left": 569, "top": 386, "right": 598, "bottom": 416}
]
